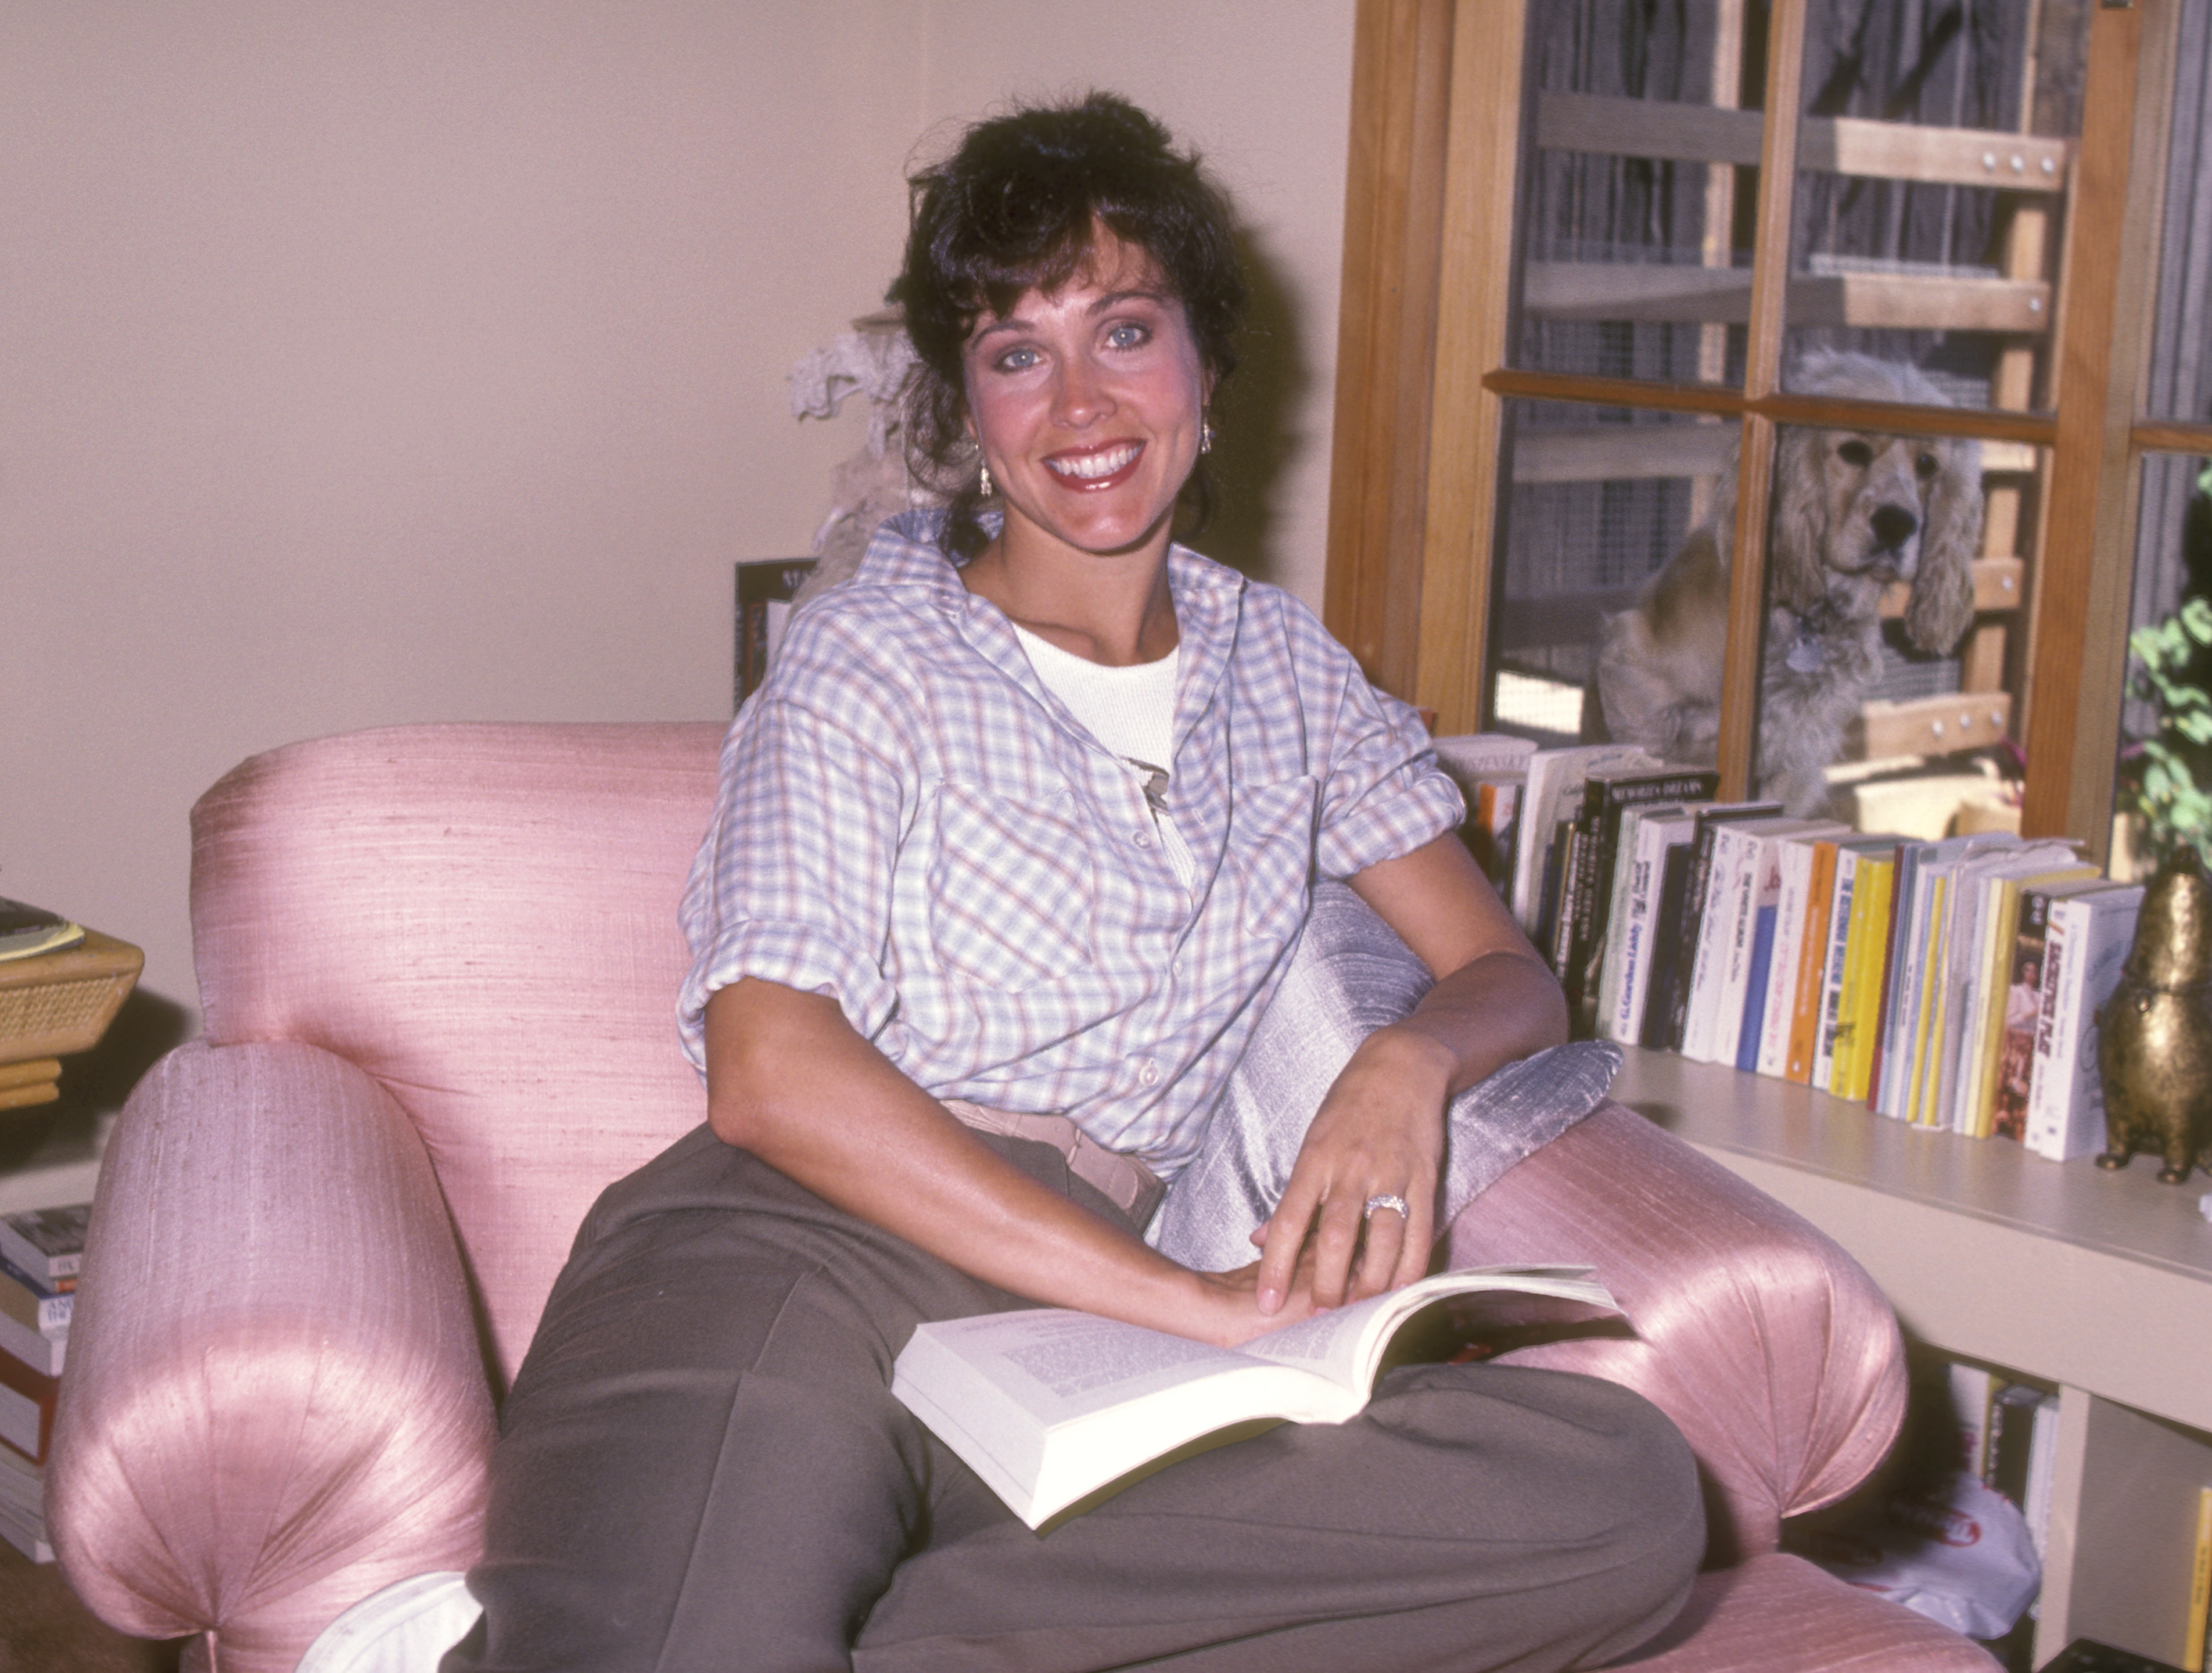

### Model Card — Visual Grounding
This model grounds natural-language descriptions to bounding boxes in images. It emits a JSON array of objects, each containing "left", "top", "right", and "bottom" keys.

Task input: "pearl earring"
[
  {"left": 978, "top": 460, "right": 994, "bottom": 498},
  {"left": 1200, "top": 414, "right": 1215, "bottom": 455}
]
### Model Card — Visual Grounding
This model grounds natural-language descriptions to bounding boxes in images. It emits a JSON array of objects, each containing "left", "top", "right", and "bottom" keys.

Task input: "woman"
[{"left": 448, "top": 94, "right": 1699, "bottom": 1673}]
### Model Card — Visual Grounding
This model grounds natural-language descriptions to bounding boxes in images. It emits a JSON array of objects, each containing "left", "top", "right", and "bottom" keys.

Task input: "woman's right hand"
[{"left": 1184, "top": 1256, "right": 1324, "bottom": 1349}]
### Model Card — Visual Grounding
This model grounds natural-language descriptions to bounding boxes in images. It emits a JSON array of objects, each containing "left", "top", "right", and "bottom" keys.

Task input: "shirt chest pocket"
[
  {"left": 1223, "top": 776, "right": 1321, "bottom": 947},
  {"left": 926, "top": 784, "right": 1098, "bottom": 991}
]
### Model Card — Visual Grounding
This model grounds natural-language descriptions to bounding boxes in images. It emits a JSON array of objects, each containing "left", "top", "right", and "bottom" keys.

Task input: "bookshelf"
[{"left": 1613, "top": 1047, "right": 2212, "bottom": 1668}]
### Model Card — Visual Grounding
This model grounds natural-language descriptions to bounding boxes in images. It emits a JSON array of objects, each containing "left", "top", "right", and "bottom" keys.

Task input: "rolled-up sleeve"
[
  {"left": 676, "top": 688, "right": 911, "bottom": 1074},
  {"left": 1277, "top": 605, "right": 1464, "bottom": 881}
]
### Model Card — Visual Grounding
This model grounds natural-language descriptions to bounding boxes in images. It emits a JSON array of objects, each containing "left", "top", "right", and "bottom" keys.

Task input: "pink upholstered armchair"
[{"left": 49, "top": 723, "right": 1997, "bottom": 1672}]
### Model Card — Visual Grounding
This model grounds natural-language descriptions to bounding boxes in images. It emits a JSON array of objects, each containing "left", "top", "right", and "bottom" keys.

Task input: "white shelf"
[
  {"left": 1611, "top": 1048, "right": 2212, "bottom": 1434},
  {"left": 1610, "top": 1048, "right": 2212, "bottom": 1667}
]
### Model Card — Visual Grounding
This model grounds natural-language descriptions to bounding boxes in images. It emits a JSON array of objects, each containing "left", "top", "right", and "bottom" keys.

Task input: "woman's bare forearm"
[{"left": 703, "top": 979, "right": 1312, "bottom": 1346}]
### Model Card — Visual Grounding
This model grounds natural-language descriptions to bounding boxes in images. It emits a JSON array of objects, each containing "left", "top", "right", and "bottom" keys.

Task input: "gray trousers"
[{"left": 444, "top": 1124, "right": 1701, "bottom": 1673}]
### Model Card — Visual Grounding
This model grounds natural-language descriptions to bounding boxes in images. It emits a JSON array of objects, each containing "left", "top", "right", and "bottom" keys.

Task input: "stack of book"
[
  {"left": 0, "top": 1201, "right": 87, "bottom": 1563},
  {"left": 1467, "top": 742, "right": 2144, "bottom": 1158}
]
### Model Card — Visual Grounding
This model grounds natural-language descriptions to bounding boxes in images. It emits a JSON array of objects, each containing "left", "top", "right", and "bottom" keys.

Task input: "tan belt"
[{"left": 942, "top": 1099, "right": 1166, "bottom": 1228}]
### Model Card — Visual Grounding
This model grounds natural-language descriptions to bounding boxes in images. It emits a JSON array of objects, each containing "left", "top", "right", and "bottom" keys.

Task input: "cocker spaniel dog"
[{"left": 1594, "top": 350, "right": 1981, "bottom": 815}]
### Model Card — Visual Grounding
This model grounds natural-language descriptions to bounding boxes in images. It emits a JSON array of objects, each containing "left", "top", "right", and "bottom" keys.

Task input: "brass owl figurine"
[{"left": 2098, "top": 844, "right": 2212, "bottom": 1183}]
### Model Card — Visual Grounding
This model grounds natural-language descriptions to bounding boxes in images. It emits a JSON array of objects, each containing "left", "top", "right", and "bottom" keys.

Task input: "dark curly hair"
[{"left": 890, "top": 92, "right": 1247, "bottom": 560}]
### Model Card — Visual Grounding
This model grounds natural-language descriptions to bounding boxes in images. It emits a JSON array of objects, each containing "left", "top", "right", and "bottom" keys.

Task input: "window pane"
[
  {"left": 1512, "top": 0, "right": 1752, "bottom": 389},
  {"left": 1747, "top": 420, "right": 2029, "bottom": 834},
  {"left": 2113, "top": 453, "right": 2212, "bottom": 880},
  {"left": 1486, "top": 401, "right": 1733, "bottom": 745},
  {"left": 1778, "top": 1, "right": 2090, "bottom": 414},
  {"left": 1566, "top": 409, "right": 2030, "bottom": 834},
  {"left": 2140, "top": 5, "right": 2212, "bottom": 425}
]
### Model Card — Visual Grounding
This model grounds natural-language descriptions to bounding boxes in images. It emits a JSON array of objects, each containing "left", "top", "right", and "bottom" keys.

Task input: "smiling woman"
[{"left": 442, "top": 91, "right": 1699, "bottom": 1673}]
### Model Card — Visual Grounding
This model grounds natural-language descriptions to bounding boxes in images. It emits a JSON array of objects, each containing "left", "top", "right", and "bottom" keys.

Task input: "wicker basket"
[{"left": 0, "top": 931, "right": 143, "bottom": 1110}]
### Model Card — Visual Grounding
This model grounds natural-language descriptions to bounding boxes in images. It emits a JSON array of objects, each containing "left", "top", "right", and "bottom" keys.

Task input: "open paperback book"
[{"left": 891, "top": 1264, "right": 1618, "bottom": 1528}]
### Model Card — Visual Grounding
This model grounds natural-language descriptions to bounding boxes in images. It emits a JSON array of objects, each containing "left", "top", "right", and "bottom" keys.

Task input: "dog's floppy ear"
[
  {"left": 1764, "top": 425, "right": 1830, "bottom": 613},
  {"left": 1903, "top": 436, "right": 1981, "bottom": 654}
]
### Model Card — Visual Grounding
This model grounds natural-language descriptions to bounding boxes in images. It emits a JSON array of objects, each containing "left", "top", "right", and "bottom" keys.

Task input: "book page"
[
  {"left": 910, "top": 1309, "right": 1263, "bottom": 1425},
  {"left": 1238, "top": 1266, "right": 1613, "bottom": 1395}
]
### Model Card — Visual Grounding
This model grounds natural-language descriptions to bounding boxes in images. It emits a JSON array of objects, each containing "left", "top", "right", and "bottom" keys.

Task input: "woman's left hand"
[
  {"left": 1248, "top": 834, "right": 1570, "bottom": 1316},
  {"left": 1251, "top": 1024, "right": 1453, "bottom": 1312}
]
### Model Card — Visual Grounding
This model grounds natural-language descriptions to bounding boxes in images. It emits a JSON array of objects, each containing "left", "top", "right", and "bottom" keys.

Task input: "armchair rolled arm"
[
  {"left": 1447, "top": 1104, "right": 1907, "bottom": 1566},
  {"left": 51, "top": 1040, "right": 495, "bottom": 1673}
]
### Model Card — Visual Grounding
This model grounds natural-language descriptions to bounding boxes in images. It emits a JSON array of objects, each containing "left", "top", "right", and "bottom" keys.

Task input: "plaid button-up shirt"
[{"left": 678, "top": 512, "right": 1461, "bottom": 1176}]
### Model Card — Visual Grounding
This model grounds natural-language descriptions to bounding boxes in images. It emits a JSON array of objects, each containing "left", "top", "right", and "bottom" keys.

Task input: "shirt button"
[
  {"left": 1136, "top": 1060, "right": 1161, "bottom": 1086},
  {"left": 1132, "top": 831, "right": 1152, "bottom": 848}
]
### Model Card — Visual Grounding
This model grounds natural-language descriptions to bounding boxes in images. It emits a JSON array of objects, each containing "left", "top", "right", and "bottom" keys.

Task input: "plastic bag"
[{"left": 1791, "top": 1470, "right": 2042, "bottom": 1639}]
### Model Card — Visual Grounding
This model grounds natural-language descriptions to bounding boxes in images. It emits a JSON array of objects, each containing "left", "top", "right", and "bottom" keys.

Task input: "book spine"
[
  {"left": 0, "top": 1350, "right": 56, "bottom": 1466},
  {"left": 2186, "top": 1485, "right": 2212, "bottom": 1673},
  {"left": 1478, "top": 782, "right": 1520, "bottom": 897},
  {"left": 1641, "top": 845, "right": 1697, "bottom": 1051},
  {"left": 1601, "top": 827, "right": 1655, "bottom": 1043},
  {"left": 1812, "top": 854, "right": 1857, "bottom": 1092},
  {"left": 2037, "top": 893, "right": 2142, "bottom": 1163},
  {"left": 1993, "top": 891, "right": 2054, "bottom": 1144},
  {"left": 1946, "top": 1362, "right": 1997, "bottom": 1479},
  {"left": 1986, "top": 1382, "right": 2041, "bottom": 1508},
  {"left": 2024, "top": 909, "right": 2075, "bottom": 1157},
  {"left": 1865, "top": 854, "right": 1906, "bottom": 1110},
  {"left": 1847, "top": 860, "right": 1896, "bottom": 1105},
  {"left": 2027, "top": 902, "right": 2079, "bottom": 1157},
  {"left": 1787, "top": 842, "right": 1840, "bottom": 1085},
  {"left": 1878, "top": 859, "right": 1930, "bottom": 1119},
  {"left": 1905, "top": 877, "right": 1950, "bottom": 1128},
  {"left": 1666, "top": 822, "right": 1729, "bottom": 1054},
  {"left": 1757, "top": 844, "right": 1810, "bottom": 1078},
  {"left": 1711, "top": 838, "right": 1762, "bottom": 1065},
  {"left": 1682, "top": 829, "right": 1743, "bottom": 1063},
  {"left": 0, "top": 1313, "right": 61, "bottom": 1378},
  {"left": 1736, "top": 905, "right": 1776, "bottom": 1073}
]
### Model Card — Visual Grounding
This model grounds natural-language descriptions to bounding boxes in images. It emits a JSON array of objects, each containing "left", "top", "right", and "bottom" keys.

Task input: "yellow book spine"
[
  {"left": 1907, "top": 877, "right": 1949, "bottom": 1127},
  {"left": 2186, "top": 1484, "right": 2212, "bottom": 1673},
  {"left": 1847, "top": 862, "right": 1895, "bottom": 1105}
]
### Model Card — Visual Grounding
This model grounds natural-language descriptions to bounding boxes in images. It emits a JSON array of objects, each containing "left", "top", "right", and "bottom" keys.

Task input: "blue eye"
[
  {"left": 1106, "top": 322, "right": 1150, "bottom": 349},
  {"left": 995, "top": 347, "right": 1040, "bottom": 372}
]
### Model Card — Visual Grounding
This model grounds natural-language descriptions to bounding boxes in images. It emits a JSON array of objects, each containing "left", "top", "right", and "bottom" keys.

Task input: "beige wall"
[{"left": 1, "top": 4, "right": 1355, "bottom": 1080}]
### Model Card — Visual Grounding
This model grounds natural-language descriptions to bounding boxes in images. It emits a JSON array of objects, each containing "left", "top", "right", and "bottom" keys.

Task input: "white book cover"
[
  {"left": 1945, "top": 1361, "right": 1997, "bottom": 1478},
  {"left": 891, "top": 1265, "right": 1617, "bottom": 1528},
  {"left": 2027, "top": 886, "right": 2143, "bottom": 1161},
  {"left": 1612, "top": 810, "right": 1698, "bottom": 1045},
  {"left": 1707, "top": 821, "right": 1828, "bottom": 1069},
  {"left": 1683, "top": 826, "right": 1753, "bottom": 1064},
  {"left": 1594, "top": 803, "right": 1667, "bottom": 1042},
  {"left": 1714, "top": 831, "right": 1774, "bottom": 1068},
  {"left": 2021, "top": 1389, "right": 2062, "bottom": 1560},
  {"left": 1811, "top": 849, "right": 1862, "bottom": 1093},
  {"left": 1430, "top": 734, "right": 1539, "bottom": 780},
  {"left": 1508, "top": 746, "right": 1653, "bottom": 933}
]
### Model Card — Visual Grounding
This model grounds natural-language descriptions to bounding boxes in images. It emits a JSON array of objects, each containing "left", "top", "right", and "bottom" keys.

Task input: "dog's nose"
[{"left": 1871, "top": 505, "right": 1919, "bottom": 549}]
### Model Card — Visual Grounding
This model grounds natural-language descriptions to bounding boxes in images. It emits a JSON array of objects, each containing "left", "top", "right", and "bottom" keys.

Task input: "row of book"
[
  {"left": 0, "top": 1201, "right": 89, "bottom": 1564},
  {"left": 1441, "top": 738, "right": 2142, "bottom": 1159}
]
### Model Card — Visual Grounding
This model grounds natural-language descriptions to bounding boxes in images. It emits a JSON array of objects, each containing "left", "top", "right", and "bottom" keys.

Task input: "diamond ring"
[{"left": 1363, "top": 1193, "right": 1411, "bottom": 1221}]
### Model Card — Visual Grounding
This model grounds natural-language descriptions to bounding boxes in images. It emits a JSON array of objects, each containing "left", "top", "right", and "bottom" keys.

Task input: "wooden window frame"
[{"left": 1326, "top": 0, "right": 2212, "bottom": 858}]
